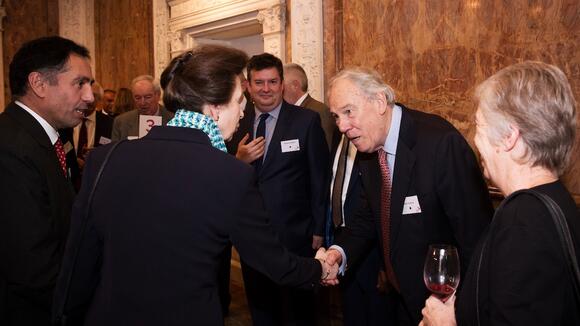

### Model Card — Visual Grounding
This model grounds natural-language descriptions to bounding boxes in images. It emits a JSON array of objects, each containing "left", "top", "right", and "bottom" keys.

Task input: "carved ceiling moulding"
[{"left": 167, "top": 0, "right": 286, "bottom": 61}]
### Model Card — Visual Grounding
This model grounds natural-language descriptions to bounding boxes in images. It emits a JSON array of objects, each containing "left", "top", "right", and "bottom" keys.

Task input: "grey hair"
[
  {"left": 131, "top": 74, "right": 161, "bottom": 94},
  {"left": 283, "top": 63, "right": 308, "bottom": 92},
  {"left": 474, "top": 61, "right": 577, "bottom": 175},
  {"left": 328, "top": 67, "right": 396, "bottom": 105}
]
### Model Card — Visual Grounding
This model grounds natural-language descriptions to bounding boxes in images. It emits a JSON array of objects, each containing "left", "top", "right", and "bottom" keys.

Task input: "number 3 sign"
[{"left": 139, "top": 114, "right": 163, "bottom": 138}]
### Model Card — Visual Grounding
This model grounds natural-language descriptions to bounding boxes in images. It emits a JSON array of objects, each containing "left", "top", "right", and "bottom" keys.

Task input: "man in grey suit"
[
  {"left": 283, "top": 63, "right": 336, "bottom": 148},
  {"left": 111, "top": 75, "right": 173, "bottom": 141}
]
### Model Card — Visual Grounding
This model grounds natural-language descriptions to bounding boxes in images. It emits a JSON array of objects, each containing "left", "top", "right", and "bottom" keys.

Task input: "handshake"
[{"left": 314, "top": 247, "right": 342, "bottom": 286}]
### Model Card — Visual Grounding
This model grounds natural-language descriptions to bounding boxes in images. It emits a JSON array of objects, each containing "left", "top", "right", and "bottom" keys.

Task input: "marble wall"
[
  {"left": 2, "top": 0, "right": 59, "bottom": 106},
  {"left": 94, "top": 0, "right": 154, "bottom": 91},
  {"left": 324, "top": 0, "right": 580, "bottom": 203}
]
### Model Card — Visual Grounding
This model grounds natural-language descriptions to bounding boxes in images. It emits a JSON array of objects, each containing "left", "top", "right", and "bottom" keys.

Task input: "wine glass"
[{"left": 423, "top": 244, "right": 460, "bottom": 302}]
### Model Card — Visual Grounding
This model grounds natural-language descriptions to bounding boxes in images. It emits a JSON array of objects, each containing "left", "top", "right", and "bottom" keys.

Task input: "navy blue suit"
[
  {"left": 228, "top": 100, "right": 329, "bottom": 325},
  {"left": 326, "top": 132, "right": 390, "bottom": 326}
]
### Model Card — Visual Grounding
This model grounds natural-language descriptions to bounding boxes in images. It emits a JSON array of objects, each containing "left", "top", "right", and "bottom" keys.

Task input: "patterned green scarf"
[{"left": 167, "top": 109, "right": 227, "bottom": 152}]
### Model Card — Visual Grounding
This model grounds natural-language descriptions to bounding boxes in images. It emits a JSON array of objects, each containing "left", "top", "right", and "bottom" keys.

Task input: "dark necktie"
[
  {"left": 77, "top": 118, "right": 88, "bottom": 158},
  {"left": 331, "top": 138, "right": 349, "bottom": 227},
  {"left": 254, "top": 113, "right": 269, "bottom": 172},
  {"left": 54, "top": 138, "right": 67, "bottom": 177},
  {"left": 378, "top": 149, "right": 399, "bottom": 292}
]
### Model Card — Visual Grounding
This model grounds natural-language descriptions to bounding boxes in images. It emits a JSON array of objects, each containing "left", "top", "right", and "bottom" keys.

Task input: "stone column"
[
  {"left": 59, "top": 0, "right": 95, "bottom": 69},
  {"left": 290, "top": 0, "right": 324, "bottom": 102},
  {"left": 153, "top": 0, "right": 170, "bottom": 80},
  {"left": 257, "top": 3, "right": 286, "bottom": 62}
]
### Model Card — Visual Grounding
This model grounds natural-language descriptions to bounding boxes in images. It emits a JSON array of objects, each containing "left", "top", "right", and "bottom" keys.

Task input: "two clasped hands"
[{"left": 314, "top": 247, "right": 343, "bottom": 285}]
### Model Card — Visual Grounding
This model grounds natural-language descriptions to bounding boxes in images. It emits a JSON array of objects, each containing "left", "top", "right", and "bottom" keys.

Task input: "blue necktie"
[{"left": 254, "top": 113, "right": 269, "bottom": 172}]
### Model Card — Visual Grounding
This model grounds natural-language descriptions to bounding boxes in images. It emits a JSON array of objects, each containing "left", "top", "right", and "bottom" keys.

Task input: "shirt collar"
[
  {"left": 254, "top": 101, "right": 282, "bottom": 122},
  {"left": 383, "top": 104, "right": 402, "bottom": 155},
  {"left": 85, "top": 110, "right": 97, "bottom": 122},
  {"left": 295, "top": 93, "right": 309, "bottom": 106},
  {"left": 15, "top": 100, "right": 59, "bottom": 145}
]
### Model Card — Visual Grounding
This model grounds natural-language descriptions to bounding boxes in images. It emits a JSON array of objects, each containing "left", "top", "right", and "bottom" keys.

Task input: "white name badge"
[
  {"left": 138, "top": 115, "right": 162, "bottom": 138},
  {"left": 63, "top": 141, "right": 73, "bottom": 154},
  {"left": 281, "top": 139, "right": 300, "bottom": 153},
  {"left": 98, "top": 136, "right": 111, "bottom": 145},
  {"left": 402, "top": 195, "right": 422, "bottom": 215}
]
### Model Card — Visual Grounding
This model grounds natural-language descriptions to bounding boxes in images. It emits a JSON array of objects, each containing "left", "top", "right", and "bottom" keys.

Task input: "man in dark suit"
[
  {"left": 227, "top": 53, "right": 329, "bottom": 325},
  {"left": 323, "top": 68, "right": 493, "bottom": 325},
  {"left": 0, "top": 36, "right": 94, "bottom": 325},
  {"left": 326, "top": 131, "right": 390, "bottom": 326},
  {"left": 111, "top": 75, "right": 173, "bottom": 141},
  {"left": 73, "top": 82, "right": 114, "bottom": 158},
  {"left": 283, "top": 63, "right": 336, "bottom": 149}
]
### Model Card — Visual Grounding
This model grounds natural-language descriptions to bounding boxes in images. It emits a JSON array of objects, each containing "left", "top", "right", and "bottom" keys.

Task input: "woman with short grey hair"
[{"left": 420, "top": 61, "right": 579, "bottom": 326}]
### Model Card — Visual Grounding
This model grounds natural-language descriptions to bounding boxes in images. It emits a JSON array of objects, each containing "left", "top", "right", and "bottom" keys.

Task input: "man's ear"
[
  {"left": 374, "top": 92, "right": 388, "bottom": 116},
  {"left": 27, "top": 72, "right": 48, "bottom": 98}
]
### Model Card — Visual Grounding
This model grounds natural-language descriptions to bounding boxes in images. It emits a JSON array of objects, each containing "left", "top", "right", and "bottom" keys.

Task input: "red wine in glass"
[{"left": 423, "top": 244, "right": 460, "bottom": 302}]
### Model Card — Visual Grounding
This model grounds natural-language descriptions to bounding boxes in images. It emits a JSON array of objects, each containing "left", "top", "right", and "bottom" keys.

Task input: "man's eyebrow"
[{"left": 73, "top": 76, "right": 92, "bottom": 84}]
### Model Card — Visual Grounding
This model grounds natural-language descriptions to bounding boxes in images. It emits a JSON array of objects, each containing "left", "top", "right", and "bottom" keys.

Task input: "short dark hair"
[
  {"left": 9, "top": 36, "right": 90, "bottom": 97},
  {"left": 246, "top": 53, "right": 284, "bottom": 82},
  {"left": 160, "top": 45, "right": 248, "bottom": 113}
]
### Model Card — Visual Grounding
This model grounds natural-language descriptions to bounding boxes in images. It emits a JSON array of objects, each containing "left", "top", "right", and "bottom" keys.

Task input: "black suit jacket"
[
  {"left": 93, "top": 111, "right": 113, "bottom": 146},
  {"left": 0, "top": 102, "right": 75, "bottom": 325},
  {"left": 228, "top": 101, "right": 329, "bottom": 256},
  {"left": 54, "top": 126, "right": 322, "bottom": 326},
  {"left": 335, "top": 104, "right": 493, "bottom": 324}
]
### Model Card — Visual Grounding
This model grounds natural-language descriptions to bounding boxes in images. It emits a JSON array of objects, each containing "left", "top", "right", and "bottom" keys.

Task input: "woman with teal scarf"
[{"left": 55, "top": 45, "right": 336, "bottom": 326}]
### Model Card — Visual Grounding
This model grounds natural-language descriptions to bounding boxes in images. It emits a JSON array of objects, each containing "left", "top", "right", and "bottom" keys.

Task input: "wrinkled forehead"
[{"left": 329, "top": 79, "right": 367, "bottom": 105}]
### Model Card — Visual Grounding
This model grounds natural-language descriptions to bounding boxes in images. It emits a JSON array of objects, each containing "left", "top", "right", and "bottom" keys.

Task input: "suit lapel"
[
  {"left": 95, "top": 111, "right": 103, "bottom": 144},
  {"left": 5, "top": 102, "right": 53, "bottom": 149},
  {"left": 241, "top": 104, "right": 255, "bottom": 140},
  {"left": 390, "top": 107, "right": 416, "bottom": 254},
  {"left": 301, "top": 95, "right": 313, "bottom": 108},
  {"left": 346, "top": 153, "right": 360, "bottom": 197},
  {"left": 358, "top": 152, "right": 382, "bottom": 220}
]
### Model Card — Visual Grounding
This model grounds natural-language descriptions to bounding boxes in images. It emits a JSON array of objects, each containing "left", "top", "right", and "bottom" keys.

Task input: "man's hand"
[
  {"left": 235, "top": 133, "right": 265, "bottom": 164},
  {"left": 312, "top": 235, "right": 323, "bottom": 250},
  {"left": 315, "top": 248, "right": 339, "bottom": 284},
  {"left": 319, "top": 248, "right": 342, "bottom": 286}
]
